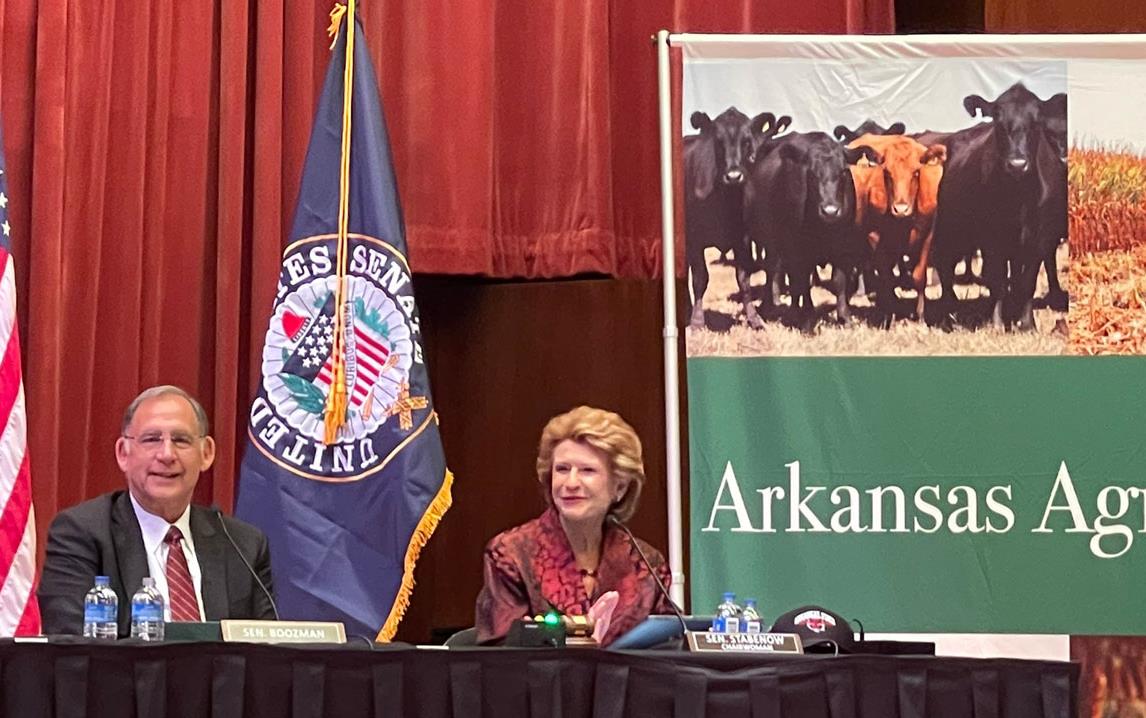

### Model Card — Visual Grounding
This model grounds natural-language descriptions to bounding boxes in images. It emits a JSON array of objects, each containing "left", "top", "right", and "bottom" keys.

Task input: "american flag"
[
  {"left": 282, "top": 297, "right": 393, "bottom": 418},
  {"left": 0, "top": 130, "right": 41, "bottom": 635},
  {"left": 322, "top": 316, "right": 392, "bottom": 414}
]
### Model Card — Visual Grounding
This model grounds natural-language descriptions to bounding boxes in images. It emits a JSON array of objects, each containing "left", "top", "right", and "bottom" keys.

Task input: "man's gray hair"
[{"left": 121, "top": 385, "right": 210, "bottom": 436}]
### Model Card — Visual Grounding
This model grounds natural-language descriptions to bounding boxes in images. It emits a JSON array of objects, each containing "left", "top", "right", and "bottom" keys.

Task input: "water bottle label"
[
  {"left": 725, "top": 616, "right": 741, "bottom": 633},
  {"left": 132, "top": 603, "right": 162, "bottom": 622},
  {"left": 84, "top": 604, "right": 116, "bottom": 623}
]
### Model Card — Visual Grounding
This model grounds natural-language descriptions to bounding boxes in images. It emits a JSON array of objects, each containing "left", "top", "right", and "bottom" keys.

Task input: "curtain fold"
[{"left": 0, "top": 0, "right": 892, "bottom": 573}]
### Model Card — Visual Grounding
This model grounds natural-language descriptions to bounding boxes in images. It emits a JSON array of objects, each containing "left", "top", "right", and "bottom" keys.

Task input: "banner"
[
  {"left": 683, "top": 36, "right": 1146, "bottom": 640},
  {"left": 237, "top": 8, "right": 451, "bottom": 641}
]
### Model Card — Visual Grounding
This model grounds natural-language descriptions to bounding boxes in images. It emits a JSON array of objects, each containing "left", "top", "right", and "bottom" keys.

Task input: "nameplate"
[
  {"left": 686, "top": 631, "right": 804, "bottom": 654},
  {"left": 220, "top": 620, "right": 346, "bottom": 644}
]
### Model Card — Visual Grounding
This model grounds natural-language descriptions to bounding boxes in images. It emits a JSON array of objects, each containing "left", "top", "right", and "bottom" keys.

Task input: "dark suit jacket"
[{"left": 38, "top": 490, "right": 276, "bottom": 636}]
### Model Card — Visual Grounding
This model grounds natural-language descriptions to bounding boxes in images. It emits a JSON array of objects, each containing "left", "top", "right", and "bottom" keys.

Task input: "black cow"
[
  {"left": 1034, "top": 93, "right": 1068, "bottom": 314},
  {"left": 743, "top": 132, "right": 879, "bottom": 333},
  {"left": 1040, "top": 93, "right": 1068, "bottom": 162},
  {"left": 834, "top": 120, "right": 906, "bottom": 143},
  {"left": 928, "top": 82, "right": 1050, "bottom": 330},
  {"left": 1011, "top": 92, "right": 1069, "bottom": 329},
  {"left": 684, "top": 108, "right": 789, "bottom": 328}
]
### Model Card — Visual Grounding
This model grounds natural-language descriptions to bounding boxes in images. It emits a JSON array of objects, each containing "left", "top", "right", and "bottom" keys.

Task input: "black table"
[{"left": 0, "top": 640, "right": 1077, "bottom": 717}]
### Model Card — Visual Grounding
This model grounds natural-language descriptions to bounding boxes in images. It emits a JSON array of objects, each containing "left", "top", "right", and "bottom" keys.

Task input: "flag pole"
[
  {"left": 324, "top": 0, "right": 357, "bottom": 444},
  {"left": 656, "top": 29, "right": 686, "bottom": 610}
]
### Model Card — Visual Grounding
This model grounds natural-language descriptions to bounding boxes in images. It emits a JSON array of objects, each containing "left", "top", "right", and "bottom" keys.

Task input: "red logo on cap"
[{"left": 793, "top": 610, "right": 836, "bottom": 634}]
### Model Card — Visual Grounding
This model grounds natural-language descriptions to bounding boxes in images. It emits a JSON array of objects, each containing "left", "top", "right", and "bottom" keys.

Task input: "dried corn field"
[
  {"left": 1073, "top": 636, "right": 1146, "bottom": 718},
  {"left": 1068, "top": 145, "right": 1146, "bottom": 355}
]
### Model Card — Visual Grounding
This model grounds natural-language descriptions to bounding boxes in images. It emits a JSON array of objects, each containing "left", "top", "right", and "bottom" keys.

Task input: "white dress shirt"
[{"left": 129, "top": 493, "right": 207, "bottom": 622}]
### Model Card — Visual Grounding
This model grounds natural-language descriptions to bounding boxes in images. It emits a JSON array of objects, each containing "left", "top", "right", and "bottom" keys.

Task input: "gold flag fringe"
[{"left": 376, "top": 467, "right": 455, "bottom": 642}]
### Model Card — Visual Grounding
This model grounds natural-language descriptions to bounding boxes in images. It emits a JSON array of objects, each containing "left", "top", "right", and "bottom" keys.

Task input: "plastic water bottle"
[
  {"left": 742, "top": 599, "right": 762, "bottom": 633},
  {"left": 83, "top": 576, "right": 119, "bottom": 640},
  {"left": 130, "top": 577, "right": 165, "bottom": 641},
  {"left": 730, "top": 595, "right": 744, "bottom": 632},
  {"left": 711, "top": 592, "right": 742, "bottom": 633}
]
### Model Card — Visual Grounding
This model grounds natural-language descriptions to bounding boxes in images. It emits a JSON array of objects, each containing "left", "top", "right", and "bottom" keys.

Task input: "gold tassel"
[
  {"left": 376, "top": 466, "right": 455, "bottom": 642},
  {"left": 323, "top": 361, "right": 348, "bottom": 445},
  {"left": 327, "top": 3, "right": 347, "bottom": 48}
]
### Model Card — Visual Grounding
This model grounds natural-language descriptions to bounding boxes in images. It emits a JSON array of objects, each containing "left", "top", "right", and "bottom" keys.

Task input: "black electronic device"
[{"left": 505, "top": 617, "right": 566, "bottom": 648}]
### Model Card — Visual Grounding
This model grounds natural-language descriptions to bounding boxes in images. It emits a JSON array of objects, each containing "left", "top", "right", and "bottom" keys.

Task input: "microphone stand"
[
  {"left": 607, "top": 514, "right": 690, "bottom": 641},
  {"left": 214, "top": 509, "right": 280, "bottom": 621}
]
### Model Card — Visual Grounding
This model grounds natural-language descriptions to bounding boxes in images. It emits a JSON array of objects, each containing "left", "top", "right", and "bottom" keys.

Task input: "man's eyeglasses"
[{"left": 122, "top": 432, "right": 205, "bottom": 452}]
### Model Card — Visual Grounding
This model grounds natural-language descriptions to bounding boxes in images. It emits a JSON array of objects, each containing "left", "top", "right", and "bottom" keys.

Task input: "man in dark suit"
[{"left": 38, "top": 385, "right": 275, "bottom": 636}]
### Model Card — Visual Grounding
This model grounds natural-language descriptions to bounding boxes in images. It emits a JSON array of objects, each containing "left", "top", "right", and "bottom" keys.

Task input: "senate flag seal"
[{"left": 247, "top": 233, "right": 430, "bottom": 482}]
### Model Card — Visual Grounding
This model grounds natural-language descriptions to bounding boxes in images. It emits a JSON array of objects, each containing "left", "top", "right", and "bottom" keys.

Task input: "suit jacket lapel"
[
  {"left": 191, "top": 506, "right": 229, "bottom": 620},
  {"left": 111, "top": 492, "right": 149, "bottom": 601}
]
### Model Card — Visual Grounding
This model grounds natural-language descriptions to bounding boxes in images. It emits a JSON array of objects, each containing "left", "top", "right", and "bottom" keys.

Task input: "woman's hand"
[{"left": 588, "top": 590, "right": 620, "bottom": 643}]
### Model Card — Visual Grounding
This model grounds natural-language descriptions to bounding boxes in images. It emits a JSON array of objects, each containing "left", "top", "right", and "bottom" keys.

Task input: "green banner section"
[{"left": 688, "top": 356, "right": 1146, "bottom": 633}]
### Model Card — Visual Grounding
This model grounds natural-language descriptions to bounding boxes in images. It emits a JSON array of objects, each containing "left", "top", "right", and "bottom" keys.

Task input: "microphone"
[
  {"left": 607, "top": 514, "right": 689, "bottom": 640},
  {"left": 213, "top": 508, "right": 280, "bottom": 621}
]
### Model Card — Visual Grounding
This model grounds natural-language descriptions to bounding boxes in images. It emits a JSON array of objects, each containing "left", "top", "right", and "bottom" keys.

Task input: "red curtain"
[
  {"left": 391, "top": 0, "right": 894, "bottom": 276},
  {"left": 0, "top": 0, "right": 891, "bottom": 565}
]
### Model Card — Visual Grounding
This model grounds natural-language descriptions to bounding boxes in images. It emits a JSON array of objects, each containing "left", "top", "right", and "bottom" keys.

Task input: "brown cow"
[{"left": 848, "top": 133, "right": 946, "bottom": 326}]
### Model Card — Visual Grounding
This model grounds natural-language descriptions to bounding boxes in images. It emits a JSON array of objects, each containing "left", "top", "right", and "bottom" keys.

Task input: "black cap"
[{"left": 769, "top": 606, "right": 856, "bottom": 654}]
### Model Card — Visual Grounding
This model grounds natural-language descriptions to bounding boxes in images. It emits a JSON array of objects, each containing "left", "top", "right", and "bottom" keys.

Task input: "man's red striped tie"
[{"left": 164, "top": 526, "right": 201, "bottom": 622}]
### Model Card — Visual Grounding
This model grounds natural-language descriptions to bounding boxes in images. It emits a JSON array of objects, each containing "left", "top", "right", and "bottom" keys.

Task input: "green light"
[{"left": 543, "top": 612, "right": 560, "bottom": 626}]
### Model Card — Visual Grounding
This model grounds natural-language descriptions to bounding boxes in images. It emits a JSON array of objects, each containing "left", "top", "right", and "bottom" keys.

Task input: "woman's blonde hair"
[{"left": 536, "top": 406, "right": 645, "bottom": 522}]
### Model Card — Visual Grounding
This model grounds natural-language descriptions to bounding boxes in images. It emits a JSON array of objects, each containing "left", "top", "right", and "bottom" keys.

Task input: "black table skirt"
[{"left": 0, "top": 641, "right": 1077, "bottom": 718}]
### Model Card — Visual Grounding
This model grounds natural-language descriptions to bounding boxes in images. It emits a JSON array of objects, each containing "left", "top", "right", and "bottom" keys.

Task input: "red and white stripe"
[
  {"left": 0, "top": 246, "right": 40, "bottom": 635},
  {"left": 316, "top": 323, "right": 392, "bottom": 408},
  {"left": 347, "top": 326, "right": 390, "bottom": 406}
]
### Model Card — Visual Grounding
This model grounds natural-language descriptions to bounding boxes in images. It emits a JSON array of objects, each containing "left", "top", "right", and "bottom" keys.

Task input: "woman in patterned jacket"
[{"left": 475, "top": 406, "right": 675, "bottom": 646}]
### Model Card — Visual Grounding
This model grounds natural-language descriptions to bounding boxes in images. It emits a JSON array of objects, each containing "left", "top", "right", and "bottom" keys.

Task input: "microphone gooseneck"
[
  {"left": 214, "top": 509, "right": 280, "bottom": 621},
  {"left": 607, "top": 514, "right": 689, "bottom": 639}
]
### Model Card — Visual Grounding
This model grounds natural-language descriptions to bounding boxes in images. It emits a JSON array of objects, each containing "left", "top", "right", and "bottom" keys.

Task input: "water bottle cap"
[
  {"left": 745, "top": 598, "right": 757, "bottom": 606},
  {"left": 722, "top": 592, "right": 736, "bottom": 600},
  {"left": 95, "top": 576, "right": 110, "bottom": 586}
]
